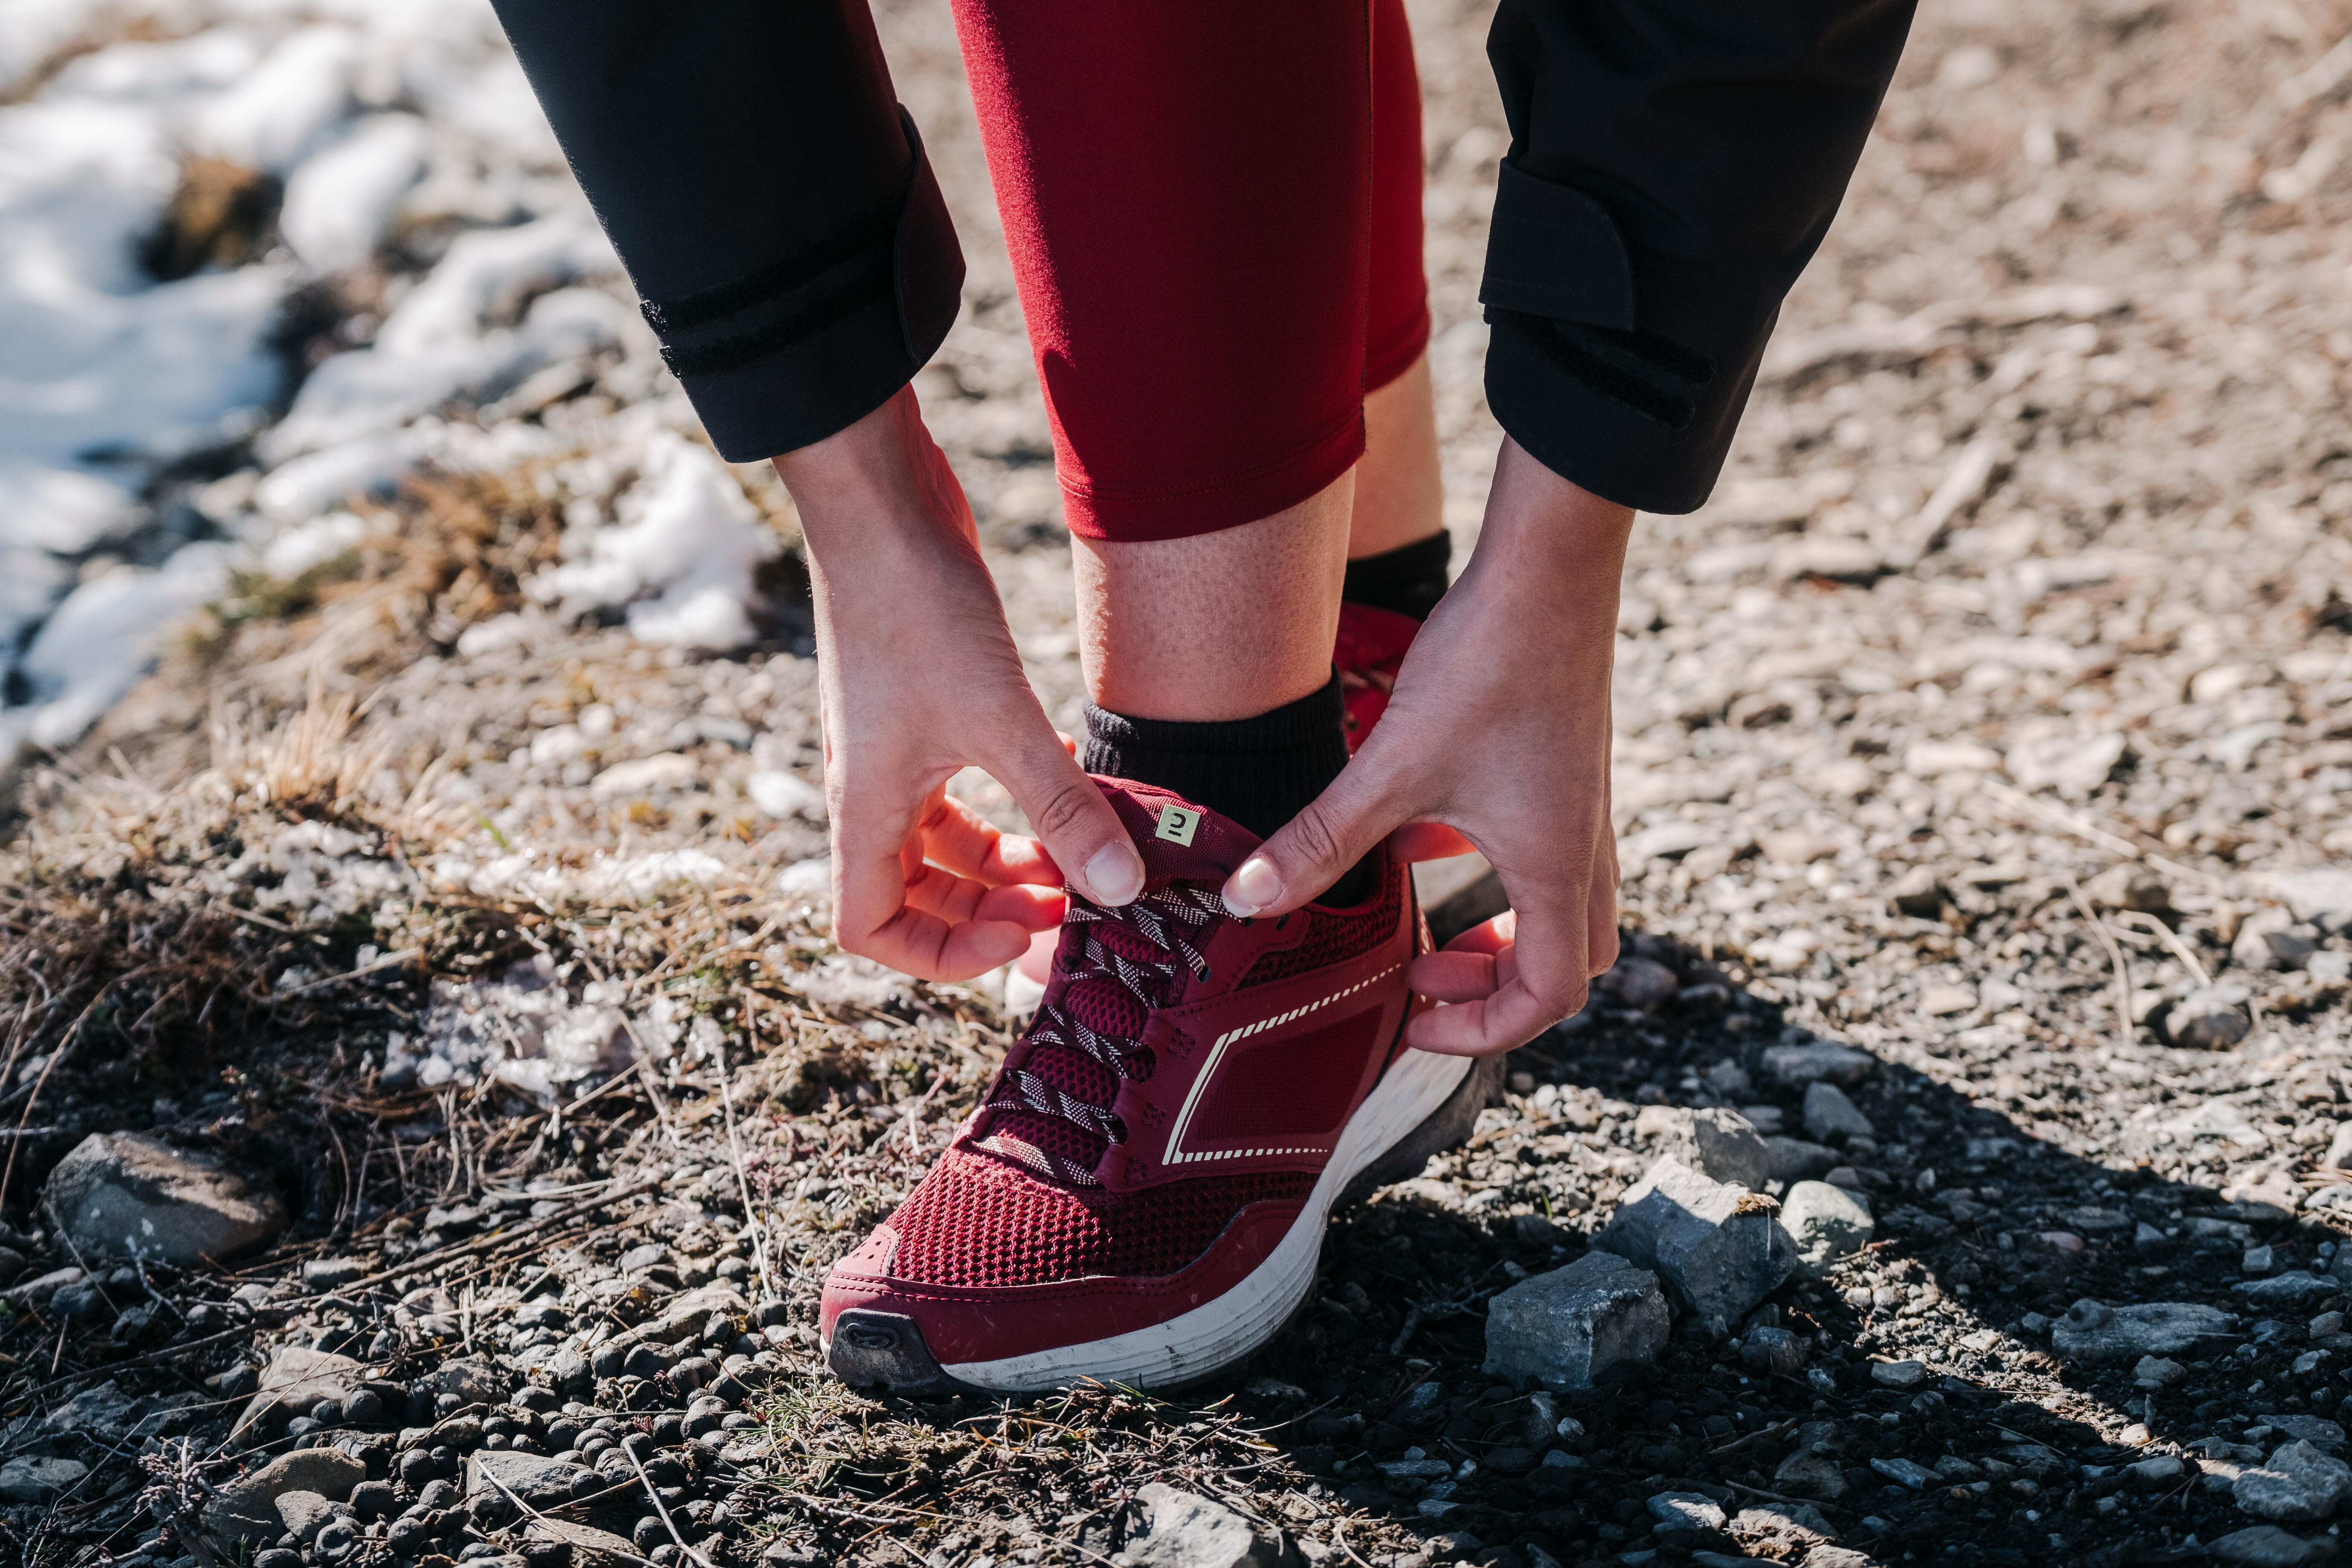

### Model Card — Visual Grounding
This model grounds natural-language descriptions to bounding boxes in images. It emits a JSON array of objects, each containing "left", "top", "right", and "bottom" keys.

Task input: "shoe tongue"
[{"left": 1092, "top": 776, "right": 1260, "bottom": 885}]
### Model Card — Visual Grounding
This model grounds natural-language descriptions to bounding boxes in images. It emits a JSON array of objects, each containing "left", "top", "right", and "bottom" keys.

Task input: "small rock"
[
  {"left": 1602, "top": 956, "right": 1681, "bottom": 1010},
  {"left": 2171, "top": 989, "right": 2254, "bottom": 1049},
  {"left": 232, "top": 1346, "right": 364, "bottom": 1442},
  {"left": 1741, "top": 1326, "right": 1811, "bottom": 1377},
  {"left": 2262, "top": 868, "right": 2352, "bottom": 934},
  {"left": 2210, "top": 1524, "right": 2337, "bottom": 1565},
  {"left": 1482, "top": 1250, "right": 1670, "bottom": 1390},
  {"left": 41, "top": 1132, "right": 287, "bottom": 1266},
  {"left": 1870, "top": 1456, "right": 1935, "bottom": 1488},
  {"left": 1649, "top": 1490, "right": 1728, "bottom": 1536},
  {"left": 526, "top": 1520, "right": 642, "bottom": 1568},
  {"left": 202, "top": 1449, "right": 367, "bottom": 1545},
  {"left": 2260, "top": 1415, "right": 2347, "bottom": 1450},
  {"left": 429, "top": 1358, "right": 510, "bottom": 1406},
  {"left": 2050, "top": 1298, "right": 2234, "bottom": 1361},
  {"left": 467, "top": 1451, "right": 598, "bottom": 1508},
  {"left": 302, "top": 1257, "right": 370, "bottom": 1291},
  {"left": 1594, "top": 1157, "right": 1795, "bottom": 1335},
  {"left": 2133, "top": 1355, "right": 2187, "bottom": 1386},
  {"left": 2236, "top": 1440, "right": 2352, "bottom": 1522},
  {"left": 1773, "top": 1423, "right": 1848, "bottom": 1502},
  {"left": 2245, "top": 1273, "right": 2341, "bottom": 1308},
  {"left": 1664, "top": 1107, "right": 1773, "bottom": 1189},
  {"left": 1119, "top": 1482, "right": 1280, "bottom": 1566},
  {"left": 1781, "top": 1181, "right": 1875, "bottom": 1271},
  {"left": 0, "top": 1455, "right": 88, "bottom": 1503},
  {"left": 2128, "top": 1456, "right": 2185, "bottom": 1487},
  {"left": 1919, "top": 983, "right": 1978, "bottom": 1017},
  {"left": 1802, "top": 1083, "right": 1874, "bottom": 1143},
  {"left": 274, "top": 1491, "right": 336, "bottom": 1544},
  {"left": 1887, "top": 866, "right": 1948, "bottom": 919},
  {"left": 2327, "top": 1124, "right": 2352, "bottom": 1172},
  {"left": 1767, "top": 1137, "right": 1839, "bottom": 1184},
  {"left": 1870, "top": 1360, "right": 1927, "bottom": 1389},
  {"left": 1762, "top": 1043, "right": 1874, "bottom": 1087}
]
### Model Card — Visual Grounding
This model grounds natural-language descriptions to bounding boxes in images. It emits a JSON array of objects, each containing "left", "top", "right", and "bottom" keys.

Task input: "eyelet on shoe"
[
  {"left": 1195, "top": 963, "right": 1211, "bottom": 982},
  {"left": 1275, "top": 915, "right": 1289, "bottom": 931}
]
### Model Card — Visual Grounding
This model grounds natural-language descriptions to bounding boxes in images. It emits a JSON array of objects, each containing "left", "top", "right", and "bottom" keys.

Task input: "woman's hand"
[
  {"left": 776, "top": 388, "right": 1146, "bottom": 981},
  {"left": 1219, "top": 438, "right": 1631, "bottom": 1052}
]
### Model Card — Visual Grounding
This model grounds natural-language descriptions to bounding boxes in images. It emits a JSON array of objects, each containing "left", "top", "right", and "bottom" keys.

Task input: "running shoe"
[
  {"left": 1335, "top": 601, "right": 1420, "bottom": 754},
  {"left": 821, "top": 778, "right": 1494, "bottom": 1393}
]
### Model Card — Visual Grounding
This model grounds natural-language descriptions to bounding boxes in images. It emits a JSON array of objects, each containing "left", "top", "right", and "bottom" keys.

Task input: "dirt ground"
[{"left": 6, "top": 0, "right": 2352, "bottom": 1565}]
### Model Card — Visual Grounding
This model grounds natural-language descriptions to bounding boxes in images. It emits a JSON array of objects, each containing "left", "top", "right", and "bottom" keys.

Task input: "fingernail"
[
  {"left": 1223, "top": 857, "right": 1283, "bottom": 917},
  {"left": 1086, "top": 843, "right": 1145, "bottom": 906}
]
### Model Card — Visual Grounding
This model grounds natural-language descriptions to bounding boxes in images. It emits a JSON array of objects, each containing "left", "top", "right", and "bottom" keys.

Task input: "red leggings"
[{"left": 948, "top": 0, "right": 1431, "bottom": 543}]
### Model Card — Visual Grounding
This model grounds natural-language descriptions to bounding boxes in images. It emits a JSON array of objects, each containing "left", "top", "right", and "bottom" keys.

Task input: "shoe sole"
[{"left": 827, "top": 1044, "right": 1501, "bottom": 1396}]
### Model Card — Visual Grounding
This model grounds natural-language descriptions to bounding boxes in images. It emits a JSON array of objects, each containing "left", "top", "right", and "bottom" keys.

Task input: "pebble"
[
  {"left": 1482, "top": 1250, "right": 1669, "bottom": 1390},
  {"left": 1781, "top": 1180, "right": 1874, "bottom": 1272},
  {"left": 1870, "top": 1456, "right": 1936, "bottom": 1488},
  {"left": 273, "top": 1490, "right": 336, "bottom": 1544},
  {"left": 2210, "top": 1524, "right": 2338, "bottom": 1565},
  {"left": 1766, "top": 1137, "right": 1839, "bottom": 1183},
  {"left": 0, "top": 1455, "right": 88, "bottom": 1503},
  {"left": 1772, "top": 1423, "right": 1849, "bottom": 1502},
  {"left": 2132, "top": 1355, "right": 2186, "bottom": 1386},
  {"left": 1592, "top": 1156, "right": 1794, "bottom": 1335},
  {"left": 1870, "top": 1360, "right": 1928, "bottom": 1389},
  {"left": 2049, "top": 1298, "right": 2234, "bottom": 1361},
  {"left": 1761, "top": 1043, "right": 1874, "bottom": 1087},
  {"left": 42, "top": 1132, "right": 288, "bottom": 1267},
  {"left": 1119, "top": 1482, "right": 1281, "bottom": 1566},
  {"left": 2126, "top": 1456, "right": 2184, "bottom": 1486},
  {"left": 201, "top": 1449, "right": 366, "bottom": 1545},
  {"left": 1661, "top": 1107, "right": 1772, "bottom": 1190},
  {"left": 1647, "top": 1490, "right": 1727, "bottom": 1534},
  {"left": 1740, "top": 1325, "right": 1811, "bottom": 1378},
  {"left": 2242, "top": 1272, "right": 2339, "bottom": 1308},
  {"left": 2234, "top": 1441, "right": 2352, "bottom": 1522},
  {"left": 1801, "top": 1083, "right": 1874, "bottom": 1143}
]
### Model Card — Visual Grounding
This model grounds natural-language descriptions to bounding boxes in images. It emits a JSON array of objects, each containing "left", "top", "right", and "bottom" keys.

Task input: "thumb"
[
  {"left": 987, "top": 724, "right": 1146, "bottom": 907},
  {"left": 1223, "top": 760, "right": 1411, "bottom": 918}
]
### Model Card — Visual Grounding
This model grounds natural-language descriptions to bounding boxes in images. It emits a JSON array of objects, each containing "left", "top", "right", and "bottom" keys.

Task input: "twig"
[
  {"left": 2112, "top": 910, "right": 2212, "bottom": 988},
  {"left": 1980, "top": 778, "right": 2229, "bottom": 893},
  {"left": 2064, "top": 875, "right": 2134, "bottom": 1054},
  {"left": 626, "top": 1443, "right": 715, "bottom": 1568},
  {"left": 274, "top": 947, "right": 424, "bottom": 999},
  {"left": 1330, "top": 1518, "right": 1377, "bottom": 1568},
  {"left": 336, "top": 1171, "right": 671, "bottom": 1291},
  {"left": 478, "top": 1466, "right": 662, "bottom": 1568},
  {"left": 717, "top": 1051, "right": 770, "bottom": 1296}
]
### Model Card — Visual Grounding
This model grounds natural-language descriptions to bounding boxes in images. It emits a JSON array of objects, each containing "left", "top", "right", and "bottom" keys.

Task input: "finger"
[
  {"left": 902, "top": 862, "right": 1067, "bottom": 932},
  {"left": 988, "top": 726, "right": 1146, "bottom": 907},
  {"left": 833, "top": 781, "right": 1028, "bottom": 980},
  {"left": 1389, "top": 821, "right": 1479, "bottom": 863},
  {"left": 917, "top": 792, "right": 1062, "bottom": 888},
  {"left": 857, "top": 903, "right": 1040, "bottom": 981},
  {"left": 1407, "top": 911, "right": 1516, "bottom": 1003},
  {"left": 1586, "top": 838, "right": 1621, "bottom": 977},
  {"left": 1224, "top": 753, "right": 1416, "bottom": 918},
  {"left": 1407, "top": 894, "right": 1588, "bottom": 1055}
]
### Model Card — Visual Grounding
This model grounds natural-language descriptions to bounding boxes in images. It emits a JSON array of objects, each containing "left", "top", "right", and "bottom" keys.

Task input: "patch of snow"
[{"left": 279, "top": 111, "right": 427, "bottom": 271}]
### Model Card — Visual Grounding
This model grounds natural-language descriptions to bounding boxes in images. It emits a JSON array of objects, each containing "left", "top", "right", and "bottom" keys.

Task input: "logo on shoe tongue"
[{"left": 1155, "top": 805, "right": 1201, "bottom": 846}]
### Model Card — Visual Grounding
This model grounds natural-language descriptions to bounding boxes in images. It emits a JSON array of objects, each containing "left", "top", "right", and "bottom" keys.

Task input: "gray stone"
[
  {"left": 2134, "top": 1355, "right": 2187, "bottom": 1385},
  {"left": 1800, "top": 1550, "right": 1875, "bottom": 1568},
  {"left": 2211, "top": 1524, "right": 2337, "bottom": 1565},
  {"left": 1762, "top": 1044, "right": 1874, "bottom": 1087},
  {"left": 1594, "top": 1156, "right": 1795, "bottom": 1335},
  {"left": 467, "top": 1450, "right": 598, "bottom": 1507},
  {"left": 2263, "top": 868, "right": 2352, "bottom": 933},
  {"left": 1740, "top": 1325, "right": 1810, "bottom": 1377},
  {"left": 526, "top": 1520, "right": 642, "bottom": 1568},
  {"left": 1781, "top": 1181, "right": 1874, "bottom": 1271},
  {"left": 202, "top": 1449, "right": 367, "bottom": 1545},
  {"left": 2237, "top": 1441, "right": 2352, "bottom": 1522},
  {"left": 1482, "top": 1250, "right": 1669, "bottom": 1390},
  {"left": 1773, "top": 1424, "right": 1849, "bottom": 1502},
  {"left": 2170, "top": 989, "right": 2254, "bottom": 1049},
  {"left": 1648, "top": 1491, "right": 1727, "bottom": 1531},
  {"left": 1661, "top": 1108, "right": 1772, "bottom": 1189},
  {"left": 274, "top": 1490, "right": 336, "bottom": 1544},
  {"left": 2261, "top": 1415, "right": 2348, "bottom": 1450},
  {"left": 301, "top": 1257, "right": 369, "bottom": 1291},
  {"left": 0, "top": 1455, "right": 88, "bottom": 1503},
  {"left": 2050, "top": 1298, "right": 2234, "bottom": 1361},
  {"left": 1871, "top": 1360, "right": 1928, "bottom": 1388},
  {"left": 1602, "top": 956, "right": 1680, "bottom": 1010},
  {"left": 232, "top": 1346, "right": 364, "bottom": 1442},
  {"left": 41, "top": 1133, "right": 286, "bottom": 1266},
  {"left": 1802, "top": 1083, "right": 1874, "bottom": 1143},
  {"left": 1870, "top": 1456, "right": 1936, "bottom": 1488},
  {"left": 428, "top": 1357, "right": 510, "bottom": 1406},
  {"left": 1767, "top": 1137, "right": 1840, "bottom": 1184},
  {"left": 2245, "top": 1272, "right": 2340, "bottom": 1308},
  {"left": 1120, "top": 1482, "right": 1280, "bottom": 1567},
  {"left": 2128, "top": 1456, "right": 2186, "bottom": 1486},
  {"left": 3, "top": 1265, "right": 82, "bottom": 1309}
]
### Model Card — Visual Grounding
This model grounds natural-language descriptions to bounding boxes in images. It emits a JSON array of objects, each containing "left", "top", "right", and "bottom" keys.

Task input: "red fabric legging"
[{"left": 949, "top": 0, "right": 1432, "bottom": 542}]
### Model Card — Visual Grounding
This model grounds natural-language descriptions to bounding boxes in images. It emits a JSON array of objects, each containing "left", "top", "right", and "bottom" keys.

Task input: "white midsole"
[{"left": 942, "top": 1047, "right": 1473, "bottom": 1391}]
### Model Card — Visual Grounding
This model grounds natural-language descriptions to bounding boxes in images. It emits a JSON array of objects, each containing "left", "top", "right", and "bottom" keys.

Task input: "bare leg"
[
  {"left": 1348, "top": 350, "right": 1445, "bottom": 561},
  {"left": 1074, "top": 472, "right": 1355, "bottom": 721}
]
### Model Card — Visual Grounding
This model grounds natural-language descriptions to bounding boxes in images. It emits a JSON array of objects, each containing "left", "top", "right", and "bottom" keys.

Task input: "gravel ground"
[{"left": 4, "top": 0, "right": 2352, "bottom": 1565}]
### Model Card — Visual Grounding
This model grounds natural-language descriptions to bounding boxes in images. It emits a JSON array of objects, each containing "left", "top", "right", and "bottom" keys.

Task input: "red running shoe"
[
  {"left": 1334, "top": 602, "right": 1420, "bottom": 754},
  {"left": 821, "top": 779, "right": 1494, "bottom": 1393}
]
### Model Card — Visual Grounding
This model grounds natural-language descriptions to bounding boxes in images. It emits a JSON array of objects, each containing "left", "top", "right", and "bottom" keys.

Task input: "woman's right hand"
[{"left": 775, "top": 387, "right": 1146, "bottom": 981}]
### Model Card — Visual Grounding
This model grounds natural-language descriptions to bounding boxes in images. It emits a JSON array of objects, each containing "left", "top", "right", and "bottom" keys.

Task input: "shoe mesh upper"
[
  {"left": 1237, "top": 859, "right": 1402, "bottom": 988},
  {"left": 882, "top": 1145, "right": 1315, "bottom": 1288}
]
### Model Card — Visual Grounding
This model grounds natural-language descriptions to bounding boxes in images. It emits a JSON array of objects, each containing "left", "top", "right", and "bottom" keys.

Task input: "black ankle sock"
[
  {"left": 1342, "top": 530, "right": 1452, "bottom": 621},
  {"left": 1085, "top": 674, "right": 1374, "bottom": 905}
]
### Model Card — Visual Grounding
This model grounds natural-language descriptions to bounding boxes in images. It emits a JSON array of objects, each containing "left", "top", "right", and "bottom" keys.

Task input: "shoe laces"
[{"left": 980, "top": 882, "right": 1227, "bottom": 1187}]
